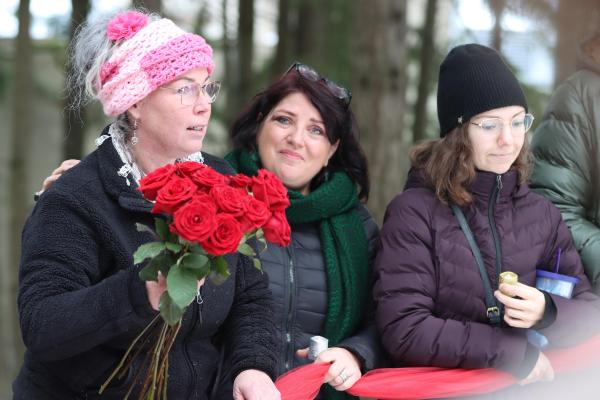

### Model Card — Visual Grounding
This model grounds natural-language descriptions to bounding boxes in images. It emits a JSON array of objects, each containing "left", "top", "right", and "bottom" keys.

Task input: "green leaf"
[
  {"left": 154, "top": 253, "right": 175, "bottom": 277},
  {"left": 139, "top": 260, "right": 160, "bottom": 281},
  {"left": 179, "top": 253, "right": 210, "bottom": 273},
  {"left": 237, "top": 242, "right": 256, "bottom": 257},
  {"left": 208, "top": 256, "right": 231, "bottom": 285},
  {"left": 165, "top": 242, "right": 183, "bottom": 253},
  {"left": 155, "top": 218, "right": 170, "bottom": 241},
  {"left": 253, "top": 257, "right": 262, "bottom": 270},
  {"left": 133, "top": 242, "right": 166, "bottom": 265},
  {"left": 214, "top": 256, "right": 230, "bottom": 276},
  {"left": 189, "top": 243, "right": 207, "bottom": 255},
  {"left": 257, "top": 237, "right": 267, "bottom": 252},
  {"left": 159, "top": 292, "right": 184, "bottom": 326},
  {"left": 139, "top": 253, "right": 174, "bottom": 281},
  {"left": 167, "top": 264, "right": 198, "bottom": 309},
  {"left": 256, "top": 228, "right": 264, "bottom": 239},
  {"left": 136, "top": 223, "right": 155, "bottom": 237}
]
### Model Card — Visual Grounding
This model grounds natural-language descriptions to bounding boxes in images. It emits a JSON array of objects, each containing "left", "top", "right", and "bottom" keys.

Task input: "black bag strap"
[{"left": 450, "top": 203, "right": 501, "bottom": 326}]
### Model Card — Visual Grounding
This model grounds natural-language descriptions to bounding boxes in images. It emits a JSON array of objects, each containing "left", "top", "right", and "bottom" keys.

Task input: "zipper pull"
[
  {"left": 197, "top": 287, "right": 204, "bottom": 325},
  {"left": 496, "top": 175, "right": 503, "bottom": 203}
]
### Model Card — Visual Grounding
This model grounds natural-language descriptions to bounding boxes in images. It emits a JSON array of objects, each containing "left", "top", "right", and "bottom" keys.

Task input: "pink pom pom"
[{"left": 107, "top": 11, "right": 149, "bottom": 41}]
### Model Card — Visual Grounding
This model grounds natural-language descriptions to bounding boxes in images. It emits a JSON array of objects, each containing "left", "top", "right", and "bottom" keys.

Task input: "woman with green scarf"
[
  {"left": 223, "top": 63, "right": 382, "bottom": 399},
  {"left": 36, "top": 62, "right": 382, "bottom": 399}
]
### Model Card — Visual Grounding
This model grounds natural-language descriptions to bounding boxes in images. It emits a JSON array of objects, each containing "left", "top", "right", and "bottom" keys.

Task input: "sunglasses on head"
[{"left": 284, "top": 62, "right": 352, "bottom": 108}]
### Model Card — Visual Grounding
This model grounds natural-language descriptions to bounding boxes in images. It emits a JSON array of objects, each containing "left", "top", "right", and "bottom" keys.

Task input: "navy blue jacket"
[{"left": 13, "top": 132, "right": 277, "bottom": 399}]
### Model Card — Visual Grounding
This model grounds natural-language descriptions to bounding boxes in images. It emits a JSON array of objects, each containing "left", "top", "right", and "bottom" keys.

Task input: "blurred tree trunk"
[
  {"left": 294, "top": 1, "right": 315, "bottom": 62},
  {"left": 221, "top": 0, "right": 235, "bottom": 129},
  {"left": 272, "top": 0, "right": 291, "bottom": 78},
  {"left": 285, "top": 0, "right": 351, "bottom": 82},
  {"left": 132, "top": 0, "right": 161, "bottom": 13},
  {"left": 4, "top": 0, "right": 32, "bottom": 392},
  {"left": 553, "top": 0, "right": 600, "bottom": 87},
  {"left": 295, "top": 0, "right": 327, "bottom": 66},
  {"left": 193, "top": 1, "right": 208, "bottom": 35},
  {"left": 489, "top": 0, "right": 506, "bottom": 51},
  {"left": 352, "top": 0, "right": 408, "bottom": 223},
  {"left": 235, "top": 0, "right": 254, "bottom": 113},
  {"left": 412, "top": 0, "right": 438, "bottom": 143},
  {"left": 63, "top": 0, "right": 90, "bottom": 160}
]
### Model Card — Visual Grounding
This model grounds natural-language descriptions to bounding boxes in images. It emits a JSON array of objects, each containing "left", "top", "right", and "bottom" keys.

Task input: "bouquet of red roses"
[{"left": 100, "top": 161, "right": 291, "bottom": 399}]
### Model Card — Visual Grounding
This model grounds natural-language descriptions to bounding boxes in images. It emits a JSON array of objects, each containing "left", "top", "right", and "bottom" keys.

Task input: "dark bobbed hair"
[
  {"left": 410, "top": 124, "right": 532, "bottom": 206},
  {"left": 230, "top": 71, "right": 370, "bottom": 200}
]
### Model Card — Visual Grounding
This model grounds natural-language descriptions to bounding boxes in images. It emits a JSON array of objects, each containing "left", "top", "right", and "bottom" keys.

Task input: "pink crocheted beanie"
[{"left": 98, "top": 11, "right": 214, "bottom": 117}]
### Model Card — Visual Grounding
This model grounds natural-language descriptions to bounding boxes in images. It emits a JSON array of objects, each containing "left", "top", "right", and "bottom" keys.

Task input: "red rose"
[
  {"left": 170, "top": 194, "right": 217, "bottom": 242},
  {"left": 186, "top": 165, "right": 229, "bottom": 192},
  {"left": 201, "top": 214, "right": 243, "bottom": 255},
  {"left": 230, "top": 173, "right": 254, "bottom": 189},
  {"left": 152, "top": 175, "right": 197, "bottom": 215},
  {"left": 252, "top": 169, "right": 290, "bottom": 211},
  {"left": 263, "top": 210, "right": 291, "bottom": 247},
  {"left": 138, "top": 164, "right": 176, "bottom": 201},
  {"left": 210, "top": 184, "right": 248, "bottom": 217},
  {"left": 177, "top": 161, "right": 207, "bottom": 179},
  {"left": 238, "top": 196, "right": 271, "bottom": 231}
]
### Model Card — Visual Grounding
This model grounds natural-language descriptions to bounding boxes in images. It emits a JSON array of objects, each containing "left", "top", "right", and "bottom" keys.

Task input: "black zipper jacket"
[{"left": 13, "top": 130, "right": 277, "bottom": 399}]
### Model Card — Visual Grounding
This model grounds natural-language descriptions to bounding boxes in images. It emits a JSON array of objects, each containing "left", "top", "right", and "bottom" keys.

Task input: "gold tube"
[{"left": 499, "top": 271, "right": 518, "bottom": 285}]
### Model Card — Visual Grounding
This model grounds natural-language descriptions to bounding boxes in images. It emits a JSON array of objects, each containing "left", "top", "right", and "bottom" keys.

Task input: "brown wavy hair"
[{"left": 410, "top": 124, "right": 532, "bottom": 206}]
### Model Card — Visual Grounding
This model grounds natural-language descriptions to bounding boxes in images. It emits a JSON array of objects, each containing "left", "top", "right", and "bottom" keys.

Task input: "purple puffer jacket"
[{"left": 373, "top": 168, "right": 600, "bottom": 377}]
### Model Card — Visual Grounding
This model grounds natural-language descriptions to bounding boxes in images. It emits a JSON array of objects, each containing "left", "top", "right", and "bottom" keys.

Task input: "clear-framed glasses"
[
  {"left": 285, "top": 62, "right": 352, "bottom": 107},
  {"left": 160, "top": 81, "right": 221, "bottom": 106},
  {"left": 470, "top": 113, "right": 535, "bottom": 135}
]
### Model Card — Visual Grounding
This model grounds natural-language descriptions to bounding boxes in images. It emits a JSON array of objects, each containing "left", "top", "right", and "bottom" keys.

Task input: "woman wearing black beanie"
[{"left": 374, "top": 43, "right": 600, "bottom": 391}]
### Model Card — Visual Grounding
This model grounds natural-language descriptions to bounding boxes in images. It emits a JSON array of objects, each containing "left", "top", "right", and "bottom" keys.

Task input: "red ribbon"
[{"left": 275, "top": 334, "right": 600, "bottom": 400}]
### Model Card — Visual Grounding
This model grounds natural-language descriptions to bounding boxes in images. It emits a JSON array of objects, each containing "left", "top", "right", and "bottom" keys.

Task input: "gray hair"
[{"left": 66, "top": 9, "right": 160, "bottom": 113}]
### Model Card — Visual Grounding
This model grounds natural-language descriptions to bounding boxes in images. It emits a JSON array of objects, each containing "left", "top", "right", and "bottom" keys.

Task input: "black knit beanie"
[{"left": 437, "top": 43, "right": 528, "bottom": 137}]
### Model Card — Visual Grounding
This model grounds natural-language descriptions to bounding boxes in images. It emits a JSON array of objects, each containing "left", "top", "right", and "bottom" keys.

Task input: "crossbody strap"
[{"left": 450, "top": 203, "right": 501, "bottom": 326}]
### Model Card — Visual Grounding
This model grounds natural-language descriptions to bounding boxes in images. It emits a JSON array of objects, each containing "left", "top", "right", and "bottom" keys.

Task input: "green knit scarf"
[{"left": 226, "top": 149, "right": 370, "bottom": 346}]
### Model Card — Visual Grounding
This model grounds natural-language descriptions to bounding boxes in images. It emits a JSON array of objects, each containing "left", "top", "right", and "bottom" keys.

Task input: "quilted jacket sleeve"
[{"left": 530, "top": 70, "right": 600, "bottom": 291}]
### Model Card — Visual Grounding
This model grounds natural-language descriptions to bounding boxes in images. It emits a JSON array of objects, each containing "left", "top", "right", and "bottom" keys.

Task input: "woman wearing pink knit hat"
[{"left": 13, "top": 10, "right": 279, "bottom": 400}]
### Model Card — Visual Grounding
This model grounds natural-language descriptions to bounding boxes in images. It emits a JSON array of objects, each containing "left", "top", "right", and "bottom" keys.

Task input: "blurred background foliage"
[{"left": 1, "top": 0, "right": 599, "bottom": 395}]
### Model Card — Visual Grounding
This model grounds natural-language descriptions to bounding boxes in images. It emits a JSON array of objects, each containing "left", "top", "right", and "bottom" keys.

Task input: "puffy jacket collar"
[
  {"left": 469, "top": 169, "right": 519, "bottom": 202},
  {"left": 404, "top": 167, "right": 529, "bottom": 202},
  {"left": 404, "top": 167, "right": 430, "bottom": 191}
]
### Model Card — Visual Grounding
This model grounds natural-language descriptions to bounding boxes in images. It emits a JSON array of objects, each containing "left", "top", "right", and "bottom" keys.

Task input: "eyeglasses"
[
  {"left": 285, "top": 62, "right": 352, "bottom": 107},
  {"left": 159, "top": 81, "right": 221, "bottom": 106},
  {"left": 470, "top": 113, "right": 534, "bottom": 135}
]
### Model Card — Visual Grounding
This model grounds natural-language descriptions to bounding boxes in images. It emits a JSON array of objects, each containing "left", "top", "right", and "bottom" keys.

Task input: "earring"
[
  {"left": 323, "top": 169, "right": 330, "bottom": 182},
  {"left": 131, "top": 119, "right": 139, "bottom": 146}
]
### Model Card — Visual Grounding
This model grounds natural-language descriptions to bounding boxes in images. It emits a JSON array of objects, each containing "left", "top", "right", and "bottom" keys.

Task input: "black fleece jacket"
[{"left": 13, "top": 130, "right": 277, "bottom": 399}]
